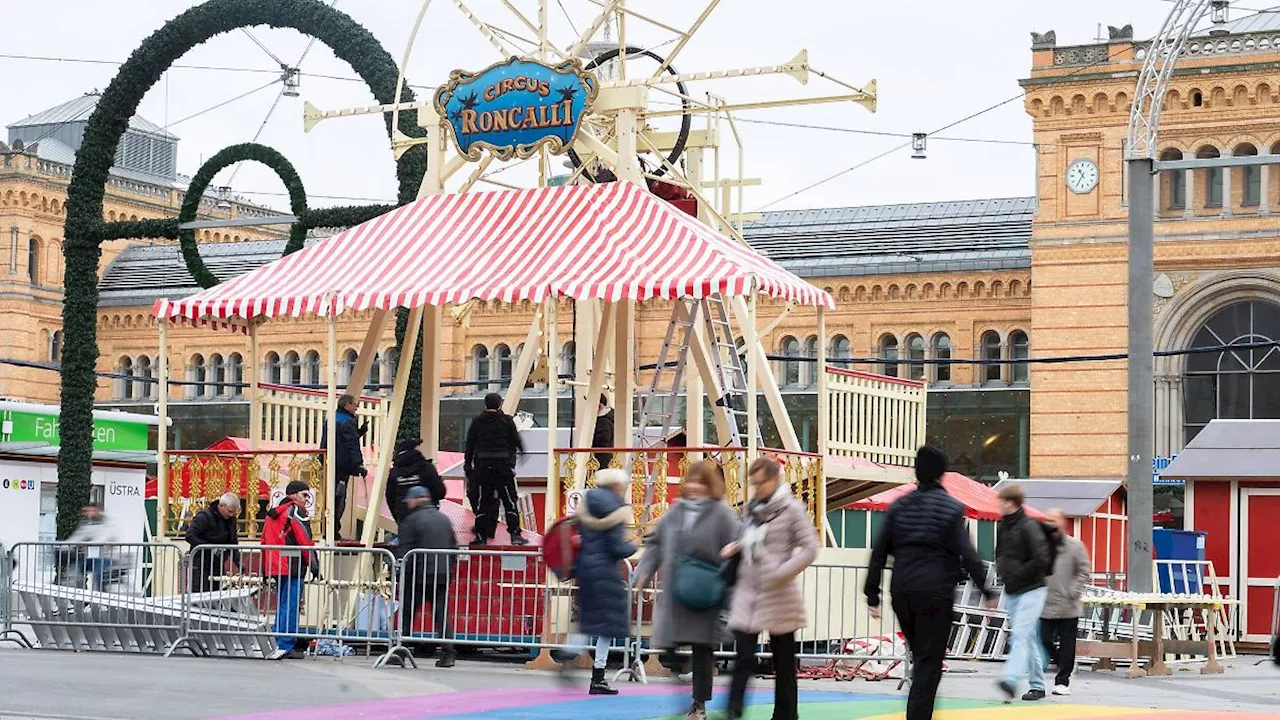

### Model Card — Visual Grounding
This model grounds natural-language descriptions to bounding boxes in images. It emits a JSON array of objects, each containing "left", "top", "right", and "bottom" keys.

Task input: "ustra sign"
[{"left": 435, "top": 57, "right": 597, "bottom": 161}]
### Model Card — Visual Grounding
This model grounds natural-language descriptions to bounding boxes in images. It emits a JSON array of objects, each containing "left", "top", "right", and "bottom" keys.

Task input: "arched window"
[
  {"left": 265, "top": 352, "right": 282, "bottom": 385},
  {"left": 905, "top": 334, "right": 925, "bottom": 382},
  {"left": 383, "top": 348, "right": 399, "bottom": 382},
  {"left": 981, "top": 331, "right": 1003, "bottom": 384},
  {"left": 27, "top": 236, "right": 39, "bottom": 285},
  {"left": 228, "top": 353, "right": 244, "bottom": 396},
  {"left": 304, "top": 350, "right": 321, "bottom": 386},
  {"left": 369, "top": 351, "right": 383, "bottom": 388},
  {"left": 210, "top": 354, "right": 226, "bottom": 397},
  {"left": 560, "top": 341, "right": 577, "bottom": 378},
  {"left": 779, "top": 336, "right": 801, "bottom": 387},
  {"left": 190, "top": 354, "right": 207, "bottom": 399},
  {"left": 283, "top": 351, "right": 301, "bottom": 386},
  {"left": 1197, "top": 145, "right": 1223, "bottom": 208},
  {"left": 1160, "top": 148, "right": 1186, "bottom": 211},
  {"left": 830, "top": 335, "right": 851, "bottom": 368},
  {"left": 1183, "top": 300, "right": 1280, "bottom": 443},
  {"left": 802, "top": 336, "right": 819, "bottom": 387},
  {"left": 931, "top": 333, "right": 952, "bottom": 383},
  {"left": 472, "top": 345, "right": 491, "bottom": 387},
  {"left": 878, "top": 334, "right": 899, "bottom": 378},
  {"left": 1236, "top": 143, "right": 1261, "bottom": 207},
  {"left": 1010, "top": 331, "right": 1030, "bottom": 383},
  {"left": 494, "top": 344, "right": 513, "bottom": 389},
  {"left": 136, "top": 356, "right": 152, "bottom": 400},
  {"left": 49, "top": 330, "right": 63, "bottom": 363},
  {"left": 119, "top": 356, "right": 134, "bottom": 400},
  {"left": 340, "top": 349, "right": 358, "bottom": 387}
]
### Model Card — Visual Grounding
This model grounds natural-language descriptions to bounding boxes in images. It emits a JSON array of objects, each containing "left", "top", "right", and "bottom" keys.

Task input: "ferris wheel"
[{"left": 304, "top": 0, "right": 877, "bottom": 232}]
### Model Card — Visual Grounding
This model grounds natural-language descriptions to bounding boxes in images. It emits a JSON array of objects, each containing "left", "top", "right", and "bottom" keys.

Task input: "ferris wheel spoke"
[
  {"left": 651, "top": 0, "right": 722, "bottom": 78},
  {"left": 452, "top": 0, "right": 519, "bottom": 58}
]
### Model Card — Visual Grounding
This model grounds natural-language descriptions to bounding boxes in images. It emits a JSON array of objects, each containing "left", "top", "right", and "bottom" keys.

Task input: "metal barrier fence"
[
  {"left": 0, "top": 541, "right": 28, "bottom": 648},
  {"left": 180, "top": 544, "right": 398, "bottom": 661},
  {"left": 5, "top": 542, "right": 185, "bottom": 653}
]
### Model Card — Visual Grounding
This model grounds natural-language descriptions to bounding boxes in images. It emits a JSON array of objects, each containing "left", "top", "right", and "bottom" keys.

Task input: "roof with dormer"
[{"left": 8, "top": 92, "right": 178, "bottom": 140}]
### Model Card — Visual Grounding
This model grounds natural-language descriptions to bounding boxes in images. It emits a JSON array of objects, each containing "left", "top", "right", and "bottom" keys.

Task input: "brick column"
[
  {"left": 1182, "top": 150, "right": 1196, "bottom": 218},
  {"left": 1221, "top": 148, "right": 1233, "bottom": 216},
  {"left": 1260, "top": 148, "right": 1271, "bottom": 215}
]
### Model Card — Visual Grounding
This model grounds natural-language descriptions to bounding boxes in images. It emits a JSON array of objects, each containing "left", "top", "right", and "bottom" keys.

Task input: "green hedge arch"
[
  {"left": 56, "top": 0, "right": 428, "bottom": 538},
  {"left": 179, "top": 143, "right": 309, "bottom": 289}
]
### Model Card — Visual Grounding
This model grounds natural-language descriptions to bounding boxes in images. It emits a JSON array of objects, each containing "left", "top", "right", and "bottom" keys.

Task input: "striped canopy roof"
[{"left": 154, "top": 181, "right": 832, "bottom": 327}]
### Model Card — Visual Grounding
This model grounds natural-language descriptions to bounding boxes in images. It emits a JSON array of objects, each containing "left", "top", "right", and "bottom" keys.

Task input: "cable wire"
[{"left": 167, "top": 79, "right": 281, "bottom": 128}]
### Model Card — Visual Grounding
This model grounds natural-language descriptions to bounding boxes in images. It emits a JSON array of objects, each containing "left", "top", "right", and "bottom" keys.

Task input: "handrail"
[
  {"left": 258, "top": 382, "right": 383, "bottom": 404},
  {"left": 825, "top": 366, "right": 927, "bottom": 388},
  {"left": 169, "top": 449, "right": 326, "bottom": 456}
]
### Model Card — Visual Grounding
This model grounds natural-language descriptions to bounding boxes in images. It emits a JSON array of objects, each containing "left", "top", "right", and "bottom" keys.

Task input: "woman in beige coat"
[{"left": 722, "top": 457, "right": 818, "bottom": 720}]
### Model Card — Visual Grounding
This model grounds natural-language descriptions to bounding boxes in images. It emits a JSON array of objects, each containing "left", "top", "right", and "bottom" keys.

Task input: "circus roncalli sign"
[{"left": 434, "top": 57, "right": 598, "bottom": 161}]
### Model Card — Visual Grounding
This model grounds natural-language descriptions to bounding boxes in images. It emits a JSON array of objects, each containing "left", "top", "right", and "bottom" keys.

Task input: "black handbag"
[{"left": 719, "top": 552, "right": 741, "bottom": 588}]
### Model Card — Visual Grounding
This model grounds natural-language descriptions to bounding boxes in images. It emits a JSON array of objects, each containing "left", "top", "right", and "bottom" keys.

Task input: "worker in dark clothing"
[
  {"left": 386, "top": 438, "right": 446, "bottom": 523},
  {"left": 464, "top": 393, "right": 527, "bottom": 546},
  {"left": 394, "top": 486, "right": 458, "bottom": 667},
  {"left": 865, "top": 446, "right": 996, "bottom": 720},
  {"left": 591, "top": 393, "right": 616, "bottom": 470},
  {"left": 184, "top": 492, "right": 242, "bottom": 593},
  {"left": 319, "top": 394, "right": 368, "bottom": 541}
]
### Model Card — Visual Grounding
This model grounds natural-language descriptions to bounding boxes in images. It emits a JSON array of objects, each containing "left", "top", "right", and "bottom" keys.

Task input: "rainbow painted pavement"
[{"left": 214, "top": 685, "right": 1280, "bottom": 720}]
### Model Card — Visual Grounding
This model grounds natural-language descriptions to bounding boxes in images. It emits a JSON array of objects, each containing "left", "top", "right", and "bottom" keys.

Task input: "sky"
[{"left": 0, "top": 0, "right": 1229, "bottom": 214}]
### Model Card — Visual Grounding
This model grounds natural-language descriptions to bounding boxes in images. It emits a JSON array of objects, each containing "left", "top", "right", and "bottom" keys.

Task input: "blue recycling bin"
[{"left": 1153, "top": 528, "right": 1206, "bottom": 594}]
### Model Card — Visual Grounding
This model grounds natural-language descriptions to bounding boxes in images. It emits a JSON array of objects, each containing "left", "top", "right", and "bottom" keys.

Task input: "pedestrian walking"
[
  {"left": 1040, "top": 508, "right": 1091, "bottom": 696},
  {"left": 565, "top": 469, "right": 636, "bottom": 695},
  {"left": 319, "top": 394, "right": 368, "bottom": 540},
  {"left": 464, "top": 393, "right": 527, "bottom": 545},
  {"left": 63, "top": 504, "right": 125, "bottom": 591},
  {"left": 634, "top": 461, "right": 740, "bottom": 720},
  {"left": 864, "top": 446, "right": 997, "bottom": 720},
  {"left": 591, "top": 393, "right": 616, "bottom": 470},
  {"left": 394, "top": 486, "right": 459, "bottom": 667},
  {"left": 995, "top": 484, "right": 1053, "bottom": 702},
  {"left": 386, "top": 438, "right": 446, "bottom": 524},
  {"left": 723, "top": 458, "right": 819, "bottom": 720},
  {"left": 262, "top": 481, "right": 319, "bottom": 659},
  {"left": 184, "top": 492, "right": 242, "bottom": 594}
]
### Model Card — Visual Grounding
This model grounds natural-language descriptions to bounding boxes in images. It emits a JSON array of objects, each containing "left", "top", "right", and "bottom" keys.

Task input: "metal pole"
[
  {"left": 157, "top": 318, "right": 169, "bottom": 538},
  {"left": 1127, "top": 158, "right": 1155, "bottom": 594}
]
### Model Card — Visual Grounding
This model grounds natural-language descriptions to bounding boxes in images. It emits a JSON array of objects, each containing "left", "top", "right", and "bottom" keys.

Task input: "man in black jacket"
[
  {"left": 995, "top": 484, "right": 1052, "bottom": 703},
  {"left": 865, "top": 446, "right": 995, "bottom": 720},
  {"left": 395, "top": 486, "right": 458, "bottom": 667},
  {"left": 386, "top": 438, "right": 446, "bottom": 524},
  {"left": 591, "top": 394, "right": 615, "bottom": 469},
  {"left": 464, "top": 393, "right": 526, "bottom": 545},
  {"left": 320, "top": 394, "right": 368, "bottom": 540},
  {"left": 184, "top": 493, "right": 241, "bottom": 593}
]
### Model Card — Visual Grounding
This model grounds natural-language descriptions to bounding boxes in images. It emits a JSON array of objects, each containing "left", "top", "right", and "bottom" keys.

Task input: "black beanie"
[
  {"left": 396, "top": 437, "right": 422, "bottom": 455},
  {"left": 915, "top": 445, "right": 947, "bottom": 485},
  {"left": 484, "top": 392, "right": 503, "bottom": 410},
  {"left": 285, "top": 480, "right": 311, "bottom": 496}
]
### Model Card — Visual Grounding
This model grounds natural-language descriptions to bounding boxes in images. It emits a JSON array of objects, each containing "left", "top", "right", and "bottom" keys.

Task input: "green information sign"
[{"left": 2, "top": 411, "right": 149, "bottom": 452}]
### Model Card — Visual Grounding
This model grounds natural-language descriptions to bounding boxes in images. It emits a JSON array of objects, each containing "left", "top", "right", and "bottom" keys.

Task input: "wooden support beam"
[
  {"left": 343, "top": 309, "right": 391, "bottom": 398},
  {"left": 730, "top": 295, "right": 800, "bottom": 452},
  {"left": 325, "top": 309, "right": 338, "bottom": 546},
  {"left": 502, "top": 311, "right": 544, "bottom": 415},
  {"left": 544, "top": 298, "right": 560, "bottom": 527},
  {"left": 421, "top": 306, "right": 442, "bottom": 459},
  {"left": 684, "top": 312, "right": 735, "bottom": 444},
  {"left": 157, "top": 319, "right": 169, "bottom": 537},
  {"left": 613, "top": 300, "right": 635, "bottom": 458},
  {"left": 572, "top": 302, "right": 615, "bottom": 487}
]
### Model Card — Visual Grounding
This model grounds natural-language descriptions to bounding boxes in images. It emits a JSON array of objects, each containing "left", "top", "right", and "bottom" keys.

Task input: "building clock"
[{"left": 1065, "top": 158, "right": 1099, "bottom": 194}]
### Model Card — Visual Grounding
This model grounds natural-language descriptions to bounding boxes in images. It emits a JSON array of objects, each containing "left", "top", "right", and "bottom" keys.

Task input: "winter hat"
[
  {"left": 396, "top": 437, "right": 422, "bottom": 455},
  {"left": 484, "top": 392, "right": 503, "bottom": 410},
  {"left": 599, "top": 393, "right": 609, "bottom": 407},
  {"left": 405, "top": 486, "right": 430, "bottom": 501},
  {"left": 914, "top": 445, "right": 947, "bottom": 486},
  {"left": 285, "top": 481, "right": 311, "bottom": 496}
]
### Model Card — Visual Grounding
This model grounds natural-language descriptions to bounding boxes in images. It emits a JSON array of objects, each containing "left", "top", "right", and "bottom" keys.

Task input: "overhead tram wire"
[{"left": 167, "top": 79, "right": 282, "bottom": 128}]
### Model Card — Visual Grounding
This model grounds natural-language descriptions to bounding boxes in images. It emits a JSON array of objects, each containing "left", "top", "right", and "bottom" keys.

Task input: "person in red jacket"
[{"left": 262, "top": 481, "right": 319, "bottom": 659}]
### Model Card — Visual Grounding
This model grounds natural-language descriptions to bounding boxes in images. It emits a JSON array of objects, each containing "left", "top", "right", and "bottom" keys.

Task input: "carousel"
[{"left": 151, "top": 0, "right": 922, "bottom": 551}]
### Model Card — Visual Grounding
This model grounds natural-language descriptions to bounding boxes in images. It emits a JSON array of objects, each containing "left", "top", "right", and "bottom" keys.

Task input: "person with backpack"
[
  {"left": 1039, "top": 508, "right": 1091, "bottom": 696},
  {"left": 386, "top": 438, "right": 446, "bottom": 524},
  {"left": 633, "top": 461, "right": 740, "bottom": 720},
  {"left": 864, "top": 446, "right": 997, "bottom": 720},
  {"left": 559, "top": 469, "right": 636, "bottom": 695},
  {"left": 995, "top": 484, "right": 1053, "bottom": 702}
]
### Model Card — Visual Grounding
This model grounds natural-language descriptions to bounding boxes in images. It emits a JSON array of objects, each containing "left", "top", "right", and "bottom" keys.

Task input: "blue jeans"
[
  {"left": 1002, "top": 587, "right": 1047, "bottom": 692},
  {"left": 274, "top": 576, "right": 303, "bottom": 652}
]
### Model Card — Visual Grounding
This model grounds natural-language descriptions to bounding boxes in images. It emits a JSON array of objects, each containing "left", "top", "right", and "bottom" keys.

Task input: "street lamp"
[{"left": 911, "top": 133, "right": 927, "bottom": 160}]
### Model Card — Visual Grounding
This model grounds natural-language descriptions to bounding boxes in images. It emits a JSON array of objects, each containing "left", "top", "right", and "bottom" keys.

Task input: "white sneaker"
[{"left": 1052, "top": 684, "right": 1071, "bottom": 696}]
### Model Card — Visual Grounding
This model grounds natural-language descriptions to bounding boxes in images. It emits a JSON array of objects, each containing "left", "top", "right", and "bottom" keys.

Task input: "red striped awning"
[{"left": 155, "top": 181, "right": 832, "bottom": 327}]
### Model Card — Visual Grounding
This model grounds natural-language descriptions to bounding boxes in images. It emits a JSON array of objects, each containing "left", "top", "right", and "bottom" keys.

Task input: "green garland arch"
[
  {"left": 179, "top": 143, "right": 309, "bottom": 289},
  {"left": 56, "top": 0, "right": 428, "bottom": 538}
]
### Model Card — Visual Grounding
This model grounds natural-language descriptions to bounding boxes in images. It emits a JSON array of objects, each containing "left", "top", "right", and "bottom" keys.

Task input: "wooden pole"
[
  {"left": 342, "top": 309, "right": 390, "bottom": 398},
  {"left": 502, "top": 311, "right": 545, "bottom": 415},
  {"left": 729, "top": 296, "right": 800, "bottom": 451},
  {"left": 361, "top": 306, "right": 426, "bottom": 547},
  {"left": 613, "top": 300, "right": 635, "bottom": 462},
  {"left": 325, "top": 305, "right": 338, "bottom": 546},
  {"left": 157, "top": 318, "right": 169, "bottom": 538},
  {"left": 544, "top": 297, "right": 559, "bottom": 528},
  {"left": 816, "top": 304, "right": 828, "bottom": 541},
  {"left": 421, "top": 306, "right": 442, "bottom": 460},
  {"left": 572, "top": 301, "right": 615, "bottom": 488},
  {"left": 248, "top": 323, "right": 261, "bottom": 450},
  {"left": 745, "top": 280, "right": 759, "bottom": 468}
]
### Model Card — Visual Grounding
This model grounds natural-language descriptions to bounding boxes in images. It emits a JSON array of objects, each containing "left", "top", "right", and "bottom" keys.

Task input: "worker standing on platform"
[
  {"left": 865, "top": 445, "right": 996, "bottom": 720},
  {"left": 319, "top": 394, "right": 368, "bottom": 541},
  {"left": 1040, "top": 508, "right": 1091, "bottom": 697},
  {"left": 995, "top": 484, "right": 1053, "bottom": 703},
  {"left": 591, "top": 393, "right": 615, "bottom": 470},
  {"left": 464, "top": 393, "right": 527, "bottom": 546}
]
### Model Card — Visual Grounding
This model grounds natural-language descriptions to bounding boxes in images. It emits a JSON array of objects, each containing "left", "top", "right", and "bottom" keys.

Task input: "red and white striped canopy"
[{"left": 154, "top": 181, "right": 832, "bottom": 327}]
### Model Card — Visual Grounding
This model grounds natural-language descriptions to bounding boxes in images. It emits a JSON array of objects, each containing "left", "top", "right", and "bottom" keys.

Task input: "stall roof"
[
  {"left": 154, "top": 181, "right": 833, "bottom": 328},
  {"left": 991, "top": 477, "right": 1122, "bottom": 517},
  {"left": 1162, "top": 419, "right": 1280, "bottom": 479},
  {"left": 846, "top": 472, "right": 1046, "bottom": 522}
]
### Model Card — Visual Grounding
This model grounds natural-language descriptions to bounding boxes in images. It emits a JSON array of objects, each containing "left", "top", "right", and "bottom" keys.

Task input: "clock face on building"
[{"left": 1065, "top": 158, "right": 1099, "bottom": 194}]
